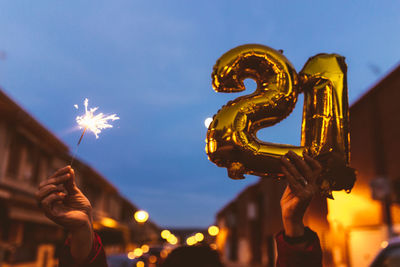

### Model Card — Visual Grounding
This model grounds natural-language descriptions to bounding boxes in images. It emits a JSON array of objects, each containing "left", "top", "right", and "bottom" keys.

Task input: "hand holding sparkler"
[{"left": 36, "top": 166, "right": 94, "bottom": 262}]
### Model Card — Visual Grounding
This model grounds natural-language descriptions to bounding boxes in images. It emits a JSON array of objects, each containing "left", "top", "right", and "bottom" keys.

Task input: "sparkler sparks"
[
  {"left": 76, "top": 98, "right": 120, "bottom": 140},
  {"left": 70, "top": 98, "right": 119, "bottom": 165}
]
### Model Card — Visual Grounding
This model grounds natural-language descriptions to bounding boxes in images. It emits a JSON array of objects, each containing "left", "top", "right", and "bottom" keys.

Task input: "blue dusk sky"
[{"left": 0, "top": 1, "right": 399, "bottom": 228}]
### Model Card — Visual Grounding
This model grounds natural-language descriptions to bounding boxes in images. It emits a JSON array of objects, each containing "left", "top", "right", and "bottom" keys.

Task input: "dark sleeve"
[
  {"left": 275, "top": 227, "right": 322, "bottom": 267},
  {"left": 59, "top": 232, "right": 108, "bottom": 267}
]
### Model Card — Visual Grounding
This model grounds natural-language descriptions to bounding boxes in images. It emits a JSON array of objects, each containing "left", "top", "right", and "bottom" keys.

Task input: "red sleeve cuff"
[
  {"left": 60, "top": 232, "right": 108, "bottom": 267},
  {"left": 275, "top": 227, "right": 322, "bottom": 267}
]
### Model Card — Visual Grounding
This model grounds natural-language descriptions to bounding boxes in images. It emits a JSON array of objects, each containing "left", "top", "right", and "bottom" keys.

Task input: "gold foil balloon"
[
  {"left": 300, "top": 54, "right": 355, "bottom": 194},
  {"left": 206, "top": 44, "right": 355, "bottom": 195},
  {"left": 206, "top": 44, "right": 303, "bottom": 179}
]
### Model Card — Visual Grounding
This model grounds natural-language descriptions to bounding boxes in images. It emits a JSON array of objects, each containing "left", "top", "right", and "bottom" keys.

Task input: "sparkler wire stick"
[
  {"left": 70, "top": 127, "right": 87, "bottom": 166},
  {"left": 77, "top": 127, "right": 88, "bottom": 146}
]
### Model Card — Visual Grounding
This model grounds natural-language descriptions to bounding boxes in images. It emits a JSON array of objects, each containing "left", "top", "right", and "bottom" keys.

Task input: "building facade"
[
  {"left": 215, "top": 64, "right": 400, "bottom": 267},
  {"left": 216, "top": 176, "right": 329, "bottom": 267},
  {"left": 0, "top": 90, "right": 159, "bottom": 267},
  {"left": 327, "top": 64, "right": 400, "bottom": 267}
]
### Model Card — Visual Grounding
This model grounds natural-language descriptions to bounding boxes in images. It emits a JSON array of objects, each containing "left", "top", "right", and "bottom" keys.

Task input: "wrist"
[
  {"left": 70, "top": 220, "right": 93, "bottom": 236},
  {"left": 283, "top": 227, "right": 314, "bottom": 244},
  {"left": 68, "top": 210, "right": 93, "bottom": 234},
  {"left": 283, "top": 218, "right": 305, "bottom": 237},
  {"left": 70, "top": 221, "right": 94, "bottom": 263}
]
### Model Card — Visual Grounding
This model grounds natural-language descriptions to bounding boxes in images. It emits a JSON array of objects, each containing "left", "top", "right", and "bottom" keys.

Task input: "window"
[
  {"left": 6, "top": 134, "right": 22, "bottom": 179},
  {"left": 21, "top": 141, "right": 40, "bottom": 185}
]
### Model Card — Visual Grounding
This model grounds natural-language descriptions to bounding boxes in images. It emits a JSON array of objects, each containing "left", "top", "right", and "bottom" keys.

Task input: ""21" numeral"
[{"left": 206, "top": 44, "right": 355, "bottom": 194}]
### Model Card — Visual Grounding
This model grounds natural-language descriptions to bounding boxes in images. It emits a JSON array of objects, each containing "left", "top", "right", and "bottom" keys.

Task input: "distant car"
[{"left": 370, "top": 236, "right": 400, "bottom": 267}]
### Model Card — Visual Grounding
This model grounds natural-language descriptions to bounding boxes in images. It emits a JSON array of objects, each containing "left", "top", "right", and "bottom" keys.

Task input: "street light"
[
  {"left": 195, "top": 233, "right": 204, "bottom": 242},
  {"left": 167, "top": 235, "right": 178, "bottom": 245},
  {"left": 134, "top": 210, "right": 149, "bottom": 223},
  {"left": 161, "top": 230, "right": 171, "bottom": 239},
  {"left": 208, "top": 225, "right": 219, "bottom": 236},
  {"left": 186, "top": 236, "right": 197, "bottom": 246},
  {"left": 133, "top": 248, "right": 143, "bottom": 257},
  {"left": 141, "top": 244, "right": 149, "bottom": 253}
]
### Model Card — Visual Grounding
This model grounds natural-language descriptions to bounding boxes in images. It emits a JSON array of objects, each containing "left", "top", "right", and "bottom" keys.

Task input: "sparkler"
[{"left": 70, "top": 98, "right": 120, "bottom": 166}]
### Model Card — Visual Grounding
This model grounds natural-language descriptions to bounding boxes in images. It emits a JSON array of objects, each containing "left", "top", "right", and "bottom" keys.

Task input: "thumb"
[{"left": 65, "top": 166, "right": 79, "bottom": 194}]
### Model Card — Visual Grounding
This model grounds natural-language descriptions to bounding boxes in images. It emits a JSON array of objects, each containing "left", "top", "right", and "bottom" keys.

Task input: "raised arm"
[
  {"left": 36, "top": 166, "right": 106, "bottom": 266},
  {"left": 276, "top": 151, "right": 323, "bottom": 267}
]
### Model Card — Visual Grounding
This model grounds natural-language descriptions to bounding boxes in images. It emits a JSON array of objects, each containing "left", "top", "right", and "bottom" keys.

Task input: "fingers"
[
  {"left": 49, "top": 166, "right": 71, "bottom": 179},
  {"left": 303, "top": 152, "right": 322, "bottom": 172},
  {"left": 286, "top": 151, "right": 313, "bottom": 178},
  {"left": 64, "top": 168, "right": 79, "bottom": 195},
  {"left": 39, "top": 173, "right": 71, "bottom": 189},
  {"left": 280, "top": 154, "right": 303, "bottom": 181},
  {"left": 41, "top": 192, "right": 66, "bottom": 218},
  {"left": 36, "top": 184, "right": 66, "bottom": 202},
  {"left": 39, "top": 166, "right": 79, "bottom": 195},
  {"left": 281, "top": 150, "right": 323, "bottom": 191},
  {"left": 281, "top": 166, "right": 302, "bottom": 192}
]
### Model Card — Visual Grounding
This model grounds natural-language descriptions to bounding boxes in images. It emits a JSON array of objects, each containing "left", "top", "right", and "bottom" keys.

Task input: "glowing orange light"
[
  {"left": 149, "top": 255, "right": 157, "bottom": 263},
  {"left": 160, "top": 250, "right": 168, "bottom": 258},
  {"left": 141, "top": 244, "right": 149, "bottom": 253},
  {"left": 101, "top": 217, "right": 118, "bottom": 228},
  {"left": 216, "top": 227, "right": 228, "bottom": 251},
  {"left": 327, "top": 191, "right": 381, "bottom": 228},
  {"left": 136, "top": 261, "right": 144, "bottom": 267}
]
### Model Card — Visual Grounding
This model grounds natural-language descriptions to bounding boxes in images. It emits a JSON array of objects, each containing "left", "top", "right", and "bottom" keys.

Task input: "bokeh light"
[
  {"left": 204, "top": 117, "right": 213, "bottom": 128},
  {"left": 127, "top": 251, "right": 135, "bottom": 259},
  {"left": 133, "top": 248, "right": 143, "bottom": 257},
  {"left": 160, "top": 250, "right": 169, "bottom": 258},
  {"left": 141, "top": 244, "right": 149, "bottom": 253},
  {"left": 208, "top": 225, "right": 219, "bottom": 236},
  {"left": 101, "top": 217, "right": 118, "bottom": 228},
  {"left": 195, "top": 233, "right": 204, "bottom": 242},
  {"left": 161, "top": 230, "right": 171, "bottom": 239},
  {"left": 134, "top": 210, "right": 149, "bottom": 223},
  {"left": 167, "top": 234, "right": 178, "bottom": 245},
  {"left": 186, "top": 236, "right": 197, "bottom": 246},
  {"left": 149, "top": 255, "right": 157, "bottom": 263}
]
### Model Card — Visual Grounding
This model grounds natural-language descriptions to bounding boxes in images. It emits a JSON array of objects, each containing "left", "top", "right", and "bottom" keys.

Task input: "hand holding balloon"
[{"left": 280, "top": 151, "right": 322, "bottom": 236}]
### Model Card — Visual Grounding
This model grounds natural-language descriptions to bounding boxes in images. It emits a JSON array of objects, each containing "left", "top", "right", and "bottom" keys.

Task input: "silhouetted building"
[
  {"left": 215, "top": 64, "right": 400, "bottom": 267},
  {"left": 216, "top": 177, "right": 328, "bottom": 267},
  {"left": 0, "top": 89, "right": 159, "bottom": 266},
  {"left": 327, "top": 64, "right": 400, "bottom": 267}
]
